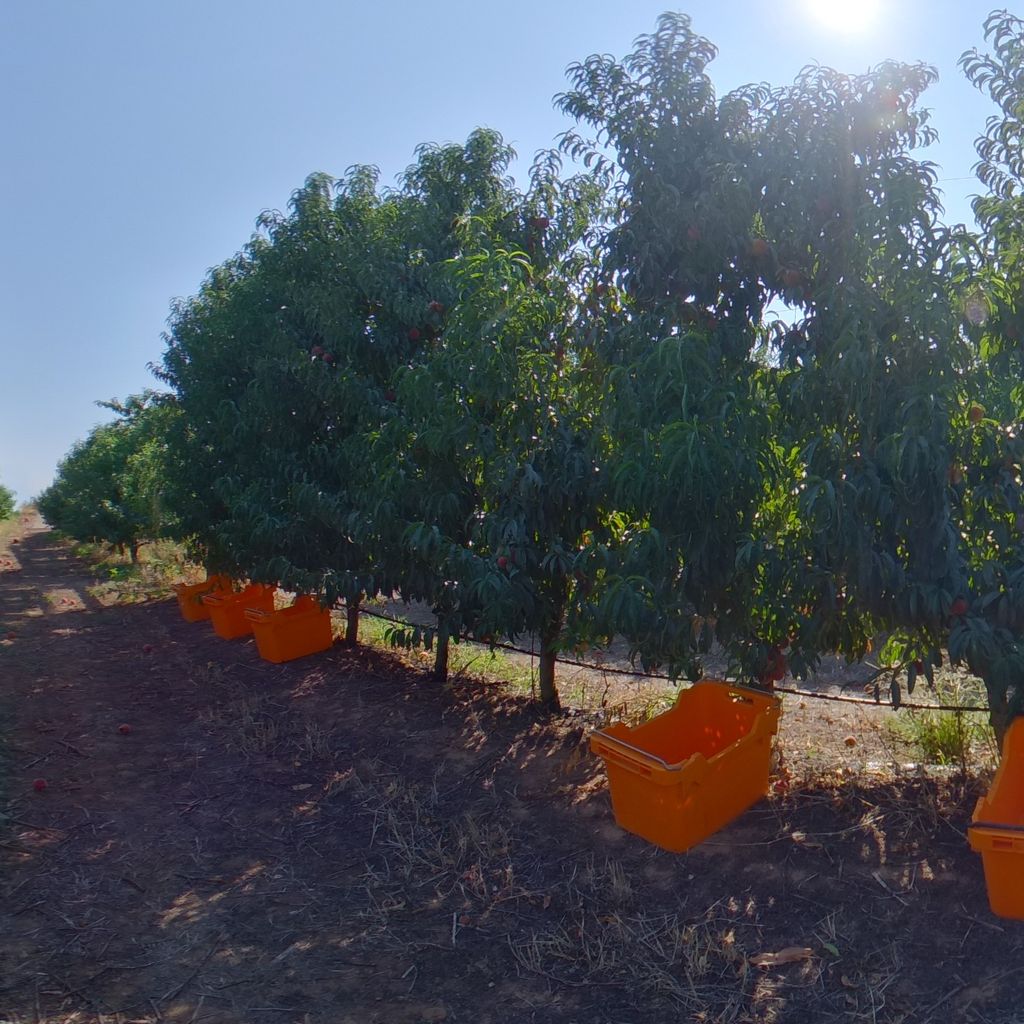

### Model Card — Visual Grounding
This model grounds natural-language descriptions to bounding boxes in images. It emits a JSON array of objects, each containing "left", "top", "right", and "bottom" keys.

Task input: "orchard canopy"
[{"left": 41, "top": 11, "right": 1024, "bottom": 737}]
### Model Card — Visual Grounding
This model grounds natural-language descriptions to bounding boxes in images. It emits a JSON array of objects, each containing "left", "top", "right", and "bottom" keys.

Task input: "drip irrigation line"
[
  {"left": 770, "top": 684, "right": 988, "bottom": 714},
  {"left": 347, "top": 603, "right": 991, "bottom": 715}
]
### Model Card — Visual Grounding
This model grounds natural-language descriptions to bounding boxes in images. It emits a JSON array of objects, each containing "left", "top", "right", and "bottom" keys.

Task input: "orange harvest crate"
[
  {"left": 969, "top": 717, "right": 1024, "bottom": 919},
  {"left": 202, "top": 583, "right": 276, "bottom": 640},
  {"left": 245, "top": 595, "right": 334, "bottom": 664},
  {"left": 590, "top": 680, "right": 782, "bottom": 853},
  {"left": 172, "top": 575, "right": 233, "bottom": 622}
]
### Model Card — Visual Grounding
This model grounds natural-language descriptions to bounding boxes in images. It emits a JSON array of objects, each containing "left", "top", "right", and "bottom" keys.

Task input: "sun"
[{"left": 803, "top": 0, "right": 882, "bottom": 34}]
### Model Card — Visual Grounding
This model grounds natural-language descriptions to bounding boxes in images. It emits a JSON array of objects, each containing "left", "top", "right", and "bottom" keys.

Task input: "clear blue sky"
[{"left": 0, "top": 0, "right": 1001, "bottom": 502}]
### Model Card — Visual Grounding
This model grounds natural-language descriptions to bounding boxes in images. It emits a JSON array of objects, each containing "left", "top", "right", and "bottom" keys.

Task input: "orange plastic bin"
[
  {"left": 245, "top": 595, "right": 334, "bottom": 664},
  {"left": 969, "top": 717, "right": 1024, "bottom": 919},
  {"left": 203, "top": 583, "right": 277, "bottom": 640},
  {"left": 173, "top": 575, "right": 232, "bottom": 623},
  {"left": 590, "top": 680, "right": 782, "bottom": 853}
]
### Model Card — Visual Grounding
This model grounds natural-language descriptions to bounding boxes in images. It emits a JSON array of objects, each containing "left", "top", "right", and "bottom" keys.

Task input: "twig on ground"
[
  {"left": 159, "top": 936, "right": 223, "bottom": 1004},
  {"left": 956, "top": 904, "right": 1004, "bottom": 933}
]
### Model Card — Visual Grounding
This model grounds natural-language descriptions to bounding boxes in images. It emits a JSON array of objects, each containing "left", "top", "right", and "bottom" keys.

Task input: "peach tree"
[
  {"left": 556, "top": 14, "right": 971, "bottom": 703},
  {"left": 37, "top": 393, "right": 175, "bottom": 562},
  {"left": 378, "top": 154, "right": 611, "bottom": 702},
  {"left": 0, "top": 482, "right": 13, "bottom": 520},
  {"left": 159, "top": 130, "right": 541, "bottom": 652},
  {"left": 939, "top": 8, "right": 1024, "bottom": 744}
]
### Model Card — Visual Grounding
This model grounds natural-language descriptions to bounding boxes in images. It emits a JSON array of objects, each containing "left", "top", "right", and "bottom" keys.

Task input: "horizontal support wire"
[{"left": 348, "top": 603, "right": 991, "bottom": 715}]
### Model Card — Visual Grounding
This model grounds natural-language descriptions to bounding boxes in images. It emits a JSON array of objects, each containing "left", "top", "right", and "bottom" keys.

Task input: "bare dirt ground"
[{"left": 1, "top": 515, "right": 1022, "bottom": 1024}]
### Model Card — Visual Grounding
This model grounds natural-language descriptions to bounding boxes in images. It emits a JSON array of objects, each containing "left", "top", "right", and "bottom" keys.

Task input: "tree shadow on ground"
[{"left": 1, "top": 530, "right": 1022, "bottom": 1024}]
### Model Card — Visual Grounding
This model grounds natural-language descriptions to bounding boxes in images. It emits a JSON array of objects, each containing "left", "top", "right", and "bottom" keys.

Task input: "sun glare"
[{"left": 804, "top": 0, "right": 882, "bottom": 34}]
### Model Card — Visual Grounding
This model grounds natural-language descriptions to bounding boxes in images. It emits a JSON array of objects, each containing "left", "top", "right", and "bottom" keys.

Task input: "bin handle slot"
[
  {"left": 728, "top": 693, "right": 755, "bottom": 705},
  {"left": 702, "top": 682, "right": 776, "bottom": 706},
  {"left": 592, "top": 732, "right": 677, "bottom": 771},
  {"left": 597, "top": 746, "right": 655, "bottom": 777}
]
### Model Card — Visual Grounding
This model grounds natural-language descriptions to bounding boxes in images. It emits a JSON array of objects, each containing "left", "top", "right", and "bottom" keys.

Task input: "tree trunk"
[
  {"left": 345, "top": 598, "right": 360, "bottom": 648},
  {"left": 538, "top": 650, "right": 560, "bottom": 709},
  {"left": 538, "top": 613, "right": 562, "bottom": 711},
  {"left": 129, "top": 542, "right": 140, "bottom": 564},
  {"left": 433, "top": 628, "right": 450, "bottom": 682},
  {"left": 990, "top": 696, "right": 1013, "bottom": 756}
]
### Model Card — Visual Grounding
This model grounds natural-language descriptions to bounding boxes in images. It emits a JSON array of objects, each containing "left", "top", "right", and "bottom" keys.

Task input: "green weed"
[
  {"left": 887, "top": 674, "right": 996, "bottom": 772},
  {"left": 358, "top": 609, "right": 537, "bottom": 693}
]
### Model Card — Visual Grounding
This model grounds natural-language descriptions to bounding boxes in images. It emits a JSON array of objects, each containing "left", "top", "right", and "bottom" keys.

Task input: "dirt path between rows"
[{"left": 1, "top": 519, "right": 1021, "bottom": 1023}]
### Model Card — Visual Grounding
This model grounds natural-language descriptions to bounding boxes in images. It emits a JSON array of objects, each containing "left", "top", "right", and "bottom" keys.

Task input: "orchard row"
[{"left": 39, "top": 13, "right": 1024, "bottom": 742}]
